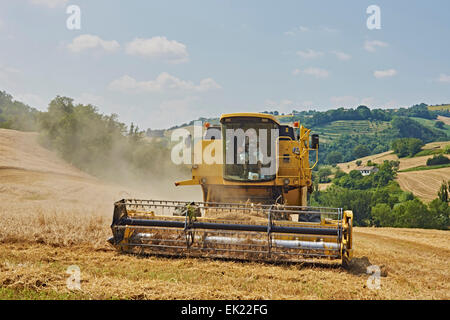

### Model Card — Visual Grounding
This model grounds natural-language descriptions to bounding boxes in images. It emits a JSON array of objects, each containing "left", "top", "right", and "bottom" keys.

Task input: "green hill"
[{"left": 313, "top": 120, "right": 391, "bottom": 143}]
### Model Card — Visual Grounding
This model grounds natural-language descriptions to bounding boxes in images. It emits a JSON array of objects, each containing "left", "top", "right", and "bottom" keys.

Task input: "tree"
[
  {"left": 372, "top": 203, "right": 395, "bottom": 227},
  {"left": 353, "top": 145, "right": 370, "bottom": 158},
  {"left": 356, "top": 160, "right": 362, "bottom": 166},
  {"left": 435, "top": 121, "right": 445, "bottom": 129},
  {"left": 445, "top": 145, "right": 450, "bottom": 155},
  {"left": 357, "top": 105, "right": 371, "bottom": 119},
  {"left": 317, "top": 167, "right": 332, "bottom": 183},
  {"left": 392, "top": 138, "right": 424, "bottom": 157},
  {"left": 0, "top": 90, "right": 40, "bottom": 131},
  {"left": 428, "top": 199, "right": 450, "bottom": 229},
  {"left": 427, "top": 154, "right": 450, "bottom": 166},
  {"left": 326, "top": 151, "right": 343, "bottom": 165},
  {"left": 334, "top": 168, "right": 346, "bottom": 179},
  {"left": 393, "top": 199, "right": 429, "bottom": 228},
  {"left": 438, "top": 181, "right": 449, "bottom": 203},
  {"left": 391, "top": 116, "right": 444, "bottom": 142}
]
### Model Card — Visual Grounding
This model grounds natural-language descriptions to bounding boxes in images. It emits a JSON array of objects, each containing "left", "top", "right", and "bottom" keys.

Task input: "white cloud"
[
  {"left": 361, "top": 97, "right": 376, "bottom": 106},
  {"left": 140, "top": 96, "right": 204, "bottom": 129},
  {"left": 374, "top": 69, "right": 397, "bottom": 79},
  {"left": 330, "top": 96, "right": 380, "bottom": 108},
  {"left": 293, "top": 67, "right": 329, "bottom": 79},
  {"left": 296, "top": 49, "right": 324, "bottom": 59},
  {"left": 383, "top": 100, "right": 399, "bottom": 109},
  {"left": 0, "top": 66, "right": 19, "bottom": 76},
  {"left": 108, "top": 73, "right": 221, "bottom": 94},
  {"left": 330, "top": 96, "right": 359, "bottom": 107},
  {"left": 364, "top": 40, "right": 388, "bottom": 52},
  {"left": 284, "top": 26, "right": 309, "bottom": 36},
  {"left": 322, "top": 26, "right": 339, "bottom": 33},
  {"left": 331, "top": 50, "right": 351, "bottom": 61},
  {"left": 67, "top": 34, "right": 120, "bottom": 53},
  {"left": 264, "top": 99, "right": 317, "bottom": 113},
  {"left": 29, "top": 0, "right": 68, "bottom": 8},
  {"left": 125, "top": 37, "right": 189, "bottom": 64},
  {"left": 437, "top": 74, "right": 450, "bottom": 83},
  {"left": 76, "top": 93, "right": 106, "bottom": 107},
  {"left": 265, "top": 99, "right": 294, "bottom": 108},
  {"left": 0, "top": 66, "right": 20, "bottom": 86}
]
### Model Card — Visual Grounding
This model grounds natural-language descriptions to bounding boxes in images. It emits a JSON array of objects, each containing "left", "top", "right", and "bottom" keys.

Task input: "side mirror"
[{"left": 311, "top": 134, "right": 319, "bottom": 149}]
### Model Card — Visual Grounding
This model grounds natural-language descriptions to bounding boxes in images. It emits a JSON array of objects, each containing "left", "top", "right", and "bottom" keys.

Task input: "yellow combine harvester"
[{"left": 109, "top": 113, "right": 353, "bottom": 265}]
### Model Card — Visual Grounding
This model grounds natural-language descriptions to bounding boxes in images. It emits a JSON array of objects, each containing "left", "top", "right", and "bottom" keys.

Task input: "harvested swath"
[{"left": 397, "top": 168, "right": 450, "bottom": 202}]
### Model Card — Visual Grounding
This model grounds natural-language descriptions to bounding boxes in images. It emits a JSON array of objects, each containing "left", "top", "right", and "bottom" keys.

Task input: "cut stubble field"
[{"left": 0, "top": 129, "right": 449, "bottom": 299}]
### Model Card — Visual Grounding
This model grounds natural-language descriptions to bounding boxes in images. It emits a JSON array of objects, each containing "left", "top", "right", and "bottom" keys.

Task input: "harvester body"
[{"left": 110, "top": 113, "right": 353, "bottom": 265}]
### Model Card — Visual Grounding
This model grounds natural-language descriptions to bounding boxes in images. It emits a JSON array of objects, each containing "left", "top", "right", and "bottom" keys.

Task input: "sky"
[{"left": 0, "top": 0, "right": 449, "bottom": 129}]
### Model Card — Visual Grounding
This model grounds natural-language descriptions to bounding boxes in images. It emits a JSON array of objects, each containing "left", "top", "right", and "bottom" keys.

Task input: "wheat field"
[{"left": 0, "top": 129, "right": 449, "bottom": 299}]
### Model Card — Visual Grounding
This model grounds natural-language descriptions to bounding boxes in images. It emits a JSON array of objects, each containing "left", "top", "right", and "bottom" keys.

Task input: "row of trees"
[
  {"left": 427, "top": 154, "right": 450, "bottom": 166},
  {"left": 0, "top": 91, "right": 40, "bottom": 131},
  {"left": 283, "top": 103, "right": 448, "bottom": 128},
  {"left": 371, "top": 198, "right": 449, "bottom": 229}
]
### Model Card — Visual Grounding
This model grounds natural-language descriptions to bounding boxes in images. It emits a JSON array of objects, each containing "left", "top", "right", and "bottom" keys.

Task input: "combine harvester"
[{"left": 109, "top": 113, "right": 353, "bottom": 265}]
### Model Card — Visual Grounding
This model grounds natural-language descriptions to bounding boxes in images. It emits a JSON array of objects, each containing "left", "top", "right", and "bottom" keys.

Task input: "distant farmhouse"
[{"left": 357, "top": 166, "right": 379, "bottom": 176}]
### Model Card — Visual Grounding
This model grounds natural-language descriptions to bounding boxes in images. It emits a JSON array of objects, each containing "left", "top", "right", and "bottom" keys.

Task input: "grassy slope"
[
  {"left": 311, "top": 120, "right": 390, "bottom": 143},
  {"left": 410, "top": 116, "right": 450, "bottom": 137},
  {"left": 0, "top": 128, "right": 449, "bottom": 299}
]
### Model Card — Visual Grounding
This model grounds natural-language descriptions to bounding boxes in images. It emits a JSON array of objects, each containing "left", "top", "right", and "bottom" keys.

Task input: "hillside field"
[
  {"left": 337, "top": 141, "right": 450, "bottom": 201},
  {"left": 0, "top": 129, "right": 449, "bottom": 299},
  {"left": 306, "top": 120, "right": 390, "bottom": 143}
]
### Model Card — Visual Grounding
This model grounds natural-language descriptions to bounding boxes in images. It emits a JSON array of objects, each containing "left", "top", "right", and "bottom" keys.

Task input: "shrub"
[
  {"left": 444, "top": 145, "right": 450, "bottom": 155},
  {"left": 392, "top": 138, "right": 424, "bottom": 157},
  {"left": 372, "top": 203, "right": 395, "bottom": 227},
  {"left": 426, "top": 154, "right": 450, "bottom": 166}
]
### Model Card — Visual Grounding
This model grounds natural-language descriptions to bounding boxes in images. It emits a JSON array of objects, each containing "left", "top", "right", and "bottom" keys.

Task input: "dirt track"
[{"left": 0, "top": 129, "right": 449, "bottom": 299}]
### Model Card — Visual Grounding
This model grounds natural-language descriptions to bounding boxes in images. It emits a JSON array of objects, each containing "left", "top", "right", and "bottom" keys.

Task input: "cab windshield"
[{"left": 222, "top": 117, "right": 277, "bottom": 182}]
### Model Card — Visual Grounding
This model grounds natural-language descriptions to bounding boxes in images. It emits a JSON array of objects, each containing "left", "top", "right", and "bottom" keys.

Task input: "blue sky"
[{"left": 0, "top": 0, "right": 449, "bottom": 129}]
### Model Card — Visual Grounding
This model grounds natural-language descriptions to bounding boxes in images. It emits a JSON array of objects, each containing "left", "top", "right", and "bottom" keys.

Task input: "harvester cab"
[{"left": 109, "top": 113, "right": 353, "bottom": 266}]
